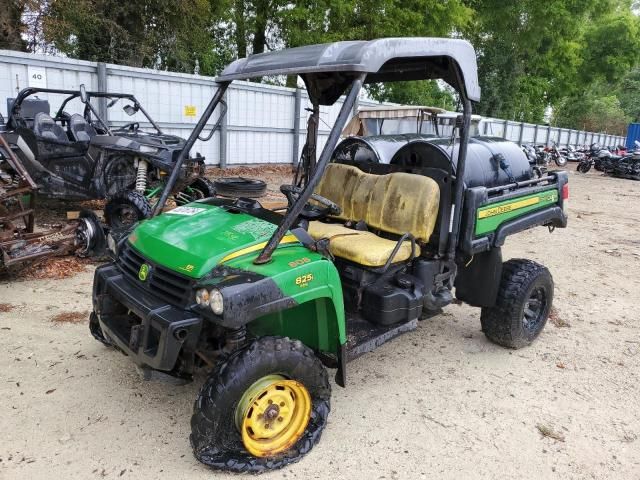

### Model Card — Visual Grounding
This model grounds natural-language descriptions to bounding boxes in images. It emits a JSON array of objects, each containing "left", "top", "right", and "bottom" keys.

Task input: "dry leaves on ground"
[
  {"left": 19, "top": 257, "right": 90, "bottom": 281},
  {"left": 0, "top": 303, "right": 14, "bottom": 313},
  {"left": 549, "top": 307, "right": 571, "bottom": 328},
  {"left": 51, "top": 311, "right": 88, "bottom": 324}
]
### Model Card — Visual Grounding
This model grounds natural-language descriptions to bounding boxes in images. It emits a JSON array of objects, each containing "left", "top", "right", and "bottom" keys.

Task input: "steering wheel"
[
  {"left": 116, "top": 122, "right": 139, "bottom": 132},
  {"left": 280, "top": 184, "right": 341, "bottom": 220}
]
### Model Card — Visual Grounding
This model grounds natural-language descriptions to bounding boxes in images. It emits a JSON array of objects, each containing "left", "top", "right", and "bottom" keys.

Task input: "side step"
[{"left": 346, "top": 316, "right": 418, "bottom": 363}]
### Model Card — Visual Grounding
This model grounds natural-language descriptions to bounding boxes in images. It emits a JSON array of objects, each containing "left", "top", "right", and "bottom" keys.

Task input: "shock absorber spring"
[{"left": 135, "top": 158, "right": 148, "bottom": 193}]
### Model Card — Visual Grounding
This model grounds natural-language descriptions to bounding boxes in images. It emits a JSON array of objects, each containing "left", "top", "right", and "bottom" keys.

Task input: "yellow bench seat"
[{"left": 308, "top": 221, "right": 419, "bottom": 267}]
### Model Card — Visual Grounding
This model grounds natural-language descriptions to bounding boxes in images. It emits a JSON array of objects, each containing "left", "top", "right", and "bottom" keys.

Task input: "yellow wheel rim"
[{"left": 235, "top": 375, "right": 312, "bottom": 458}]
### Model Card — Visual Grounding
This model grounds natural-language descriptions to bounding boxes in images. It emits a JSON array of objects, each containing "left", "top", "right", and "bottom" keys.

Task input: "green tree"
[
  {"left": 580, "top": 10, "right": 640, "bottom": 84},
  {"left": 554, "top": 85, "right": 630, "bottom": 135},
  {"left": 616, "top": 67, "right": 640, "bottom": 122},
  {"left": 465, "top": 0, "right": 597, "bottom": 123},
  {"left": 44, "top": 0, "right": 220, "bottom": 75},
  {"left": 0, "top": 0, "right": 27, "bottom": 51}
]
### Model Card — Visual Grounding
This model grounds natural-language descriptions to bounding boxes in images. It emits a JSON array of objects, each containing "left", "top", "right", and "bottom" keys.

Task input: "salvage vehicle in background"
[
  {"left": 343, "top": 104, "right": 483, "bottom": 137},
  {"left": 0, "top": 133, "right": 103, "bottom": 269},
  {"left": 1, "top": 86, "right": 218, "bottom": 227},
  {"left": 89, "top": 38, "right": 569, "bottom": 473}
]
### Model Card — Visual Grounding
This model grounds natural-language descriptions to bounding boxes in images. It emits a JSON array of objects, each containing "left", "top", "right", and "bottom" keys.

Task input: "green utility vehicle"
[{"left": 91, "top": 38, "right": 568, "bottom": 473}]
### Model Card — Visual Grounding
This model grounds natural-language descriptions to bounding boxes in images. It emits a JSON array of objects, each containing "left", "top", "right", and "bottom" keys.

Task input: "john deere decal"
[
  {"left": 138, "top": 263, "right": 150, "bottom": 281},
  {"left": 476, "top": 189, "right": 558, "bottom": 236}
]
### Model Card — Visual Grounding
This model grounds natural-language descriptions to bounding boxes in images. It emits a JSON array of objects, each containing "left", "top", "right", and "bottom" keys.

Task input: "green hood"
[{"left": 128, "top": 204, "right": 293, "bottom": 279}]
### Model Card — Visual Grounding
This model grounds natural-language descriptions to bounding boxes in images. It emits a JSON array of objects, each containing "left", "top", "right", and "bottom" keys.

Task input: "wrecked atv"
[
  {"left": 0, "top": 133, "right": 104, "bottom": 269},
  {"left": 2, "top": 86, "right": 220, "bottom": 227},
  {"left": 90, "top": 38, "right": 568, "bottom": 473}
]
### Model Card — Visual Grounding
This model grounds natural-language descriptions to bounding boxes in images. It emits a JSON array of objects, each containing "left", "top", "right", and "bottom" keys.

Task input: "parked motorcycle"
[
  {"left": 560, "top": 144, "right": 586, "bottom": 163},
  {"left": 577, "top": 143, "right": 608, "bottom": 173},
  {"left": 546, "top": 140, "right": 568, "bottom": 167},
  {"left": 521, "top": 144, "right": 548, "bottom": 177},
  {"left": 577, "top": 141, "right": 640, "bottom": 180}
]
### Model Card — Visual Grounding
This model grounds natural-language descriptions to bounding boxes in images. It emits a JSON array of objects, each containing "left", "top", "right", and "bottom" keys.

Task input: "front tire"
[
  {"left": 480, "top": 259, "right": 553, "bottom": 349},
  {"left": 577, "top": 161, "right": 591, "bottom": 173},
  {"left": 190, "top": 336, "right": 330, "bottom": 473}
]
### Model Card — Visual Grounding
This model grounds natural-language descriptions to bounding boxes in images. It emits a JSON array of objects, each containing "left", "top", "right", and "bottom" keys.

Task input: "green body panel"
[
  {"left": 224, "top": 245, "right": 347, "bottom": 351},
  {"left": 128, "top": 203, "right": 346, "bottom": 353},
  {"left": 129, "top": 204, "right": 279, "bottom": 278},
  {"left": 475, "top": 189, "right": 558, "bottom": 236}
]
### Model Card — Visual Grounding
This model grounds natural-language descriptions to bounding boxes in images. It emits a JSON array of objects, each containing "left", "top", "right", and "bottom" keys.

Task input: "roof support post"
[
  {"left": 153, "top": 81, "right": 230, "bottom": 216},
  {"left": 255, "top": 74, "right": 366, "bottom": 265},
  {"left": 447, "top": 98, "right": 472, "bottom": 261},
  {"left": 219, "top": 91, "right": 228, "bottom": 168},
  {"left": 292, "top": 88, "right": 302, "bottom": 168}
]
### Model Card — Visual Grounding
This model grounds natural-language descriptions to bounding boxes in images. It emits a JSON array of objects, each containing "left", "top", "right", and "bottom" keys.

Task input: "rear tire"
[
  {"left": 190, "top": 336, "right": 330, "bottom": 473},
  {"left": 554, "top": 155, "right": 567, "bottom": 167},
  {"left": 480, "top": 259, "right": 553, "bottom": 349},
  {"left": 104, "top": 190, "right": 152, "bottom": 228}
]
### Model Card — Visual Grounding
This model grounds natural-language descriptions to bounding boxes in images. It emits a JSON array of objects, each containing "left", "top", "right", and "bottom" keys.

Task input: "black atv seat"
[
  {"left": 69, "top": 114, "right": 97, "bottom": 142},
  {"left": 33, "top": 112, "right": 69, "bottom": 144}
]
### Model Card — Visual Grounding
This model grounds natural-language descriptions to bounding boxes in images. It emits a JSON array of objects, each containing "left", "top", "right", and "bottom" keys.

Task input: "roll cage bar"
[
  {"left": 8, "top": 87, "right": 163, "bottom": 135},
  {"left": 155, "top": 38, "right": 478, "bottom": 265}
]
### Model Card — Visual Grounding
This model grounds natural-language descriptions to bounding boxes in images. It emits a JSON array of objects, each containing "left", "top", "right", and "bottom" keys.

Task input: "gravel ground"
[{"left": 0, "top": 169, "right": 639, "bottom": 479}]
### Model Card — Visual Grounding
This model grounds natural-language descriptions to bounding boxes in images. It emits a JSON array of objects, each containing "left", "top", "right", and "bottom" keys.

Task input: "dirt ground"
[{"left": 1, "top": 168, "right": 639, "bottom": 480}]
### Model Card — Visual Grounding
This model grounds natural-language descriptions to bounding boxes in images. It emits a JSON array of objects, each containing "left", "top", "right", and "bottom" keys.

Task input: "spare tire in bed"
[{"left": 213, "top": 177, "right": 267, "bottom": 198}]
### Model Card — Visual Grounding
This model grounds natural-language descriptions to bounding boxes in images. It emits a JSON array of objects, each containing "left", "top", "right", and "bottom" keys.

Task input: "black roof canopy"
[{"left": 217, "top": 38, "right": 481, "bottom": 105}]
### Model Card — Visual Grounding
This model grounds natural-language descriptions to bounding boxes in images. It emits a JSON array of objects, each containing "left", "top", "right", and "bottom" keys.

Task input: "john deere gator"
[{"left": 90, "top": 38, "right": 568, "bottom": 473}]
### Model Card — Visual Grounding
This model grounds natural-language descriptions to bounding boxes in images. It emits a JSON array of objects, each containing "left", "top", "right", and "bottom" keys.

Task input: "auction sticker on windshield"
[{"left": 166, "top": 206, "right": 207, "bottom": 216}]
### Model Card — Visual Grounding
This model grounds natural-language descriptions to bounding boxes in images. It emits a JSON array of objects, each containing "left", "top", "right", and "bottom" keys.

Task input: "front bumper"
[{"left": 92, "top": 264, "right": 202, "bottom": 371}]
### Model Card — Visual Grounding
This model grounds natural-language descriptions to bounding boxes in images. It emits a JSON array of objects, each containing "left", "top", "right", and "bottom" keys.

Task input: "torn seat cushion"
[
  {"left": 307, "top": 163, "right": 439, "bottom": 266},
  {"left": 307, "top": 222, "right": 419, "bottom": 267}
]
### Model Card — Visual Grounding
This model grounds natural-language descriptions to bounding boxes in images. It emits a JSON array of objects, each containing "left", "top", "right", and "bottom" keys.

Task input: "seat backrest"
[
  {"left": 69, "top": 114, "right": 97, "bottom": 142},
  {"left": 33, "top": 112, "right": 69, "bottom": 144},
  {"left": 315, "top": 163, "right": 440, "bottom": 242}
]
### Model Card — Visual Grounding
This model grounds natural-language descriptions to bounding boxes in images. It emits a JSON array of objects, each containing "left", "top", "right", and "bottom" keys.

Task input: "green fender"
[{"left": 222, "top": 244, "right": 346, "bottom": 354}]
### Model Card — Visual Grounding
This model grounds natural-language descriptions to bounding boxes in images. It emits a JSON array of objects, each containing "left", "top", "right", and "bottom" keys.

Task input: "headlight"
[
  {"left": 209, "top": 289, "right": 224, "bottom": 315},
  {"left": 195, "top": 288, "right": 210, "bottom": 306},
  {"left": 107, "top": 233, "right": 117, "bottom": 255},
  {"left": 139, "top": 145, "right": 159, "bottom": 154}
]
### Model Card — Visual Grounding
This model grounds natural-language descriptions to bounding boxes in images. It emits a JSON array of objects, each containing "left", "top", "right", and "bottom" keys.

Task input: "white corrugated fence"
[{"left": 0, "top": 50, "right": 627, "bottom": 166}]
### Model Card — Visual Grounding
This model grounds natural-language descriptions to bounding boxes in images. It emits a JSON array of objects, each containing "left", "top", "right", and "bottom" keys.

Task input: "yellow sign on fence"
[{"left": 184, "top": 105, "right": 197, "bottom": 117}]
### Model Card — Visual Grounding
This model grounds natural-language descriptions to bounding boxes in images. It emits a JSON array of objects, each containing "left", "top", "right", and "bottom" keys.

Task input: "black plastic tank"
[
  {"left": 390, "top": 136, "right": 532, "bottom": 188},
  {"left": 334, "top": 135, "right": 532, "bottom": 189}
]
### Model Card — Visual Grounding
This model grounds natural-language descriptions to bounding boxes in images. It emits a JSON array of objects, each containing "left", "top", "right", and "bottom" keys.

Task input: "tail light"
[{"left": 562, "top": 183, "right": 569, "bottom": 216}]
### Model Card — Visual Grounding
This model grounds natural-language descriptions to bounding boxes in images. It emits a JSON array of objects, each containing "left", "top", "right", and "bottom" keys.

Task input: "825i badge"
[{"left": 295, "top": 273, "right": 314, "bottom": 287}]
